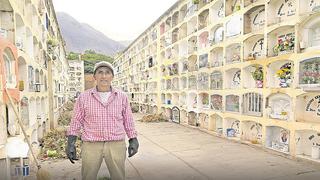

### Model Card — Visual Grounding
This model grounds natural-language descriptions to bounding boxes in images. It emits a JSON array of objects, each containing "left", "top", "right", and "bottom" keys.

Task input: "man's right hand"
[{"left": 66, "top": 135, "right": 78, "bottom": 164}]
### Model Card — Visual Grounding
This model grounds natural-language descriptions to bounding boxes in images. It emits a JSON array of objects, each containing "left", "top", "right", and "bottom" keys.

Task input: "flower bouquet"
[
  {"left": 276, "top": 63, "right": 292, "bottom": 87},
  {"left": 273, "top": 34, "right": 295, "bottom": 55},
  {"left": 251, "top": 65, "right": 263, "bottom": 88}
]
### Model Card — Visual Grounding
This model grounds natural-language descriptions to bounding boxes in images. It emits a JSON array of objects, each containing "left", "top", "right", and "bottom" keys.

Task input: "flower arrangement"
[
  {"left": 251, "top": 66, "right": 263, "bottom": 81},
  {"left": 273, "top": 34, "right": 295, "bottom": 55},
  {"left": 276, "top": 63, "right": 292, "bottom": 87},
  {"left": 193, "top": 0, "right": 200, "bottom": 4},
  {"left": 276, "top": 68, "right": 291, "bottom": 79},
  {"left": 47, "top": 38, "right": 58, "bottom": 54},
  {"left": 251, "top": 65, "right": 263, "bottom": 88},
  {"left": 47, "top": 38, "right": 58, "bottom": 47},
  {"left": 202, "top": 96, "right": 209, "bottom": 106},
  {"left": 18, "top": 80, "right": 24, "bottom": 91},
  {"left": 234, "top": 4, "right": 241, "bottom": 12},
  {"left": 171, "top": 63, "right": 179, "bottom": 75},
  {"left": 211, "top": 96, "right": 222, "bottom": 110}
]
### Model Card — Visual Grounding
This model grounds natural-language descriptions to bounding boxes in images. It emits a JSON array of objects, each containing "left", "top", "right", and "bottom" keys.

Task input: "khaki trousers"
[{"left": 81, "top": 140, "right": 126, "bottom": 180}]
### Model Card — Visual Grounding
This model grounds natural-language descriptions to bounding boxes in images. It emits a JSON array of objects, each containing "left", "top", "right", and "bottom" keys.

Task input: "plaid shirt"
[{"left": 67, "top": 87, "right": 137, "bottom": 141}]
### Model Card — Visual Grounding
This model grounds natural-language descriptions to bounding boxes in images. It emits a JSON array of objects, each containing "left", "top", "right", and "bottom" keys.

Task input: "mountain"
[{"left": 56, "top": 12, "right": 125, "bottom": 56}]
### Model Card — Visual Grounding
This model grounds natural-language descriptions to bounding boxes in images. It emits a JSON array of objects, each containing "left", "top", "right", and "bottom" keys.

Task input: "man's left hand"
[{"left": 128, "top": 138, "right": 139, "bottom": 157}]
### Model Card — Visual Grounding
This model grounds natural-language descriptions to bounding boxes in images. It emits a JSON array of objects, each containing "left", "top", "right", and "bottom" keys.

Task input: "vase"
[
  {"left": 279, "top": 79, "right": 288, "bottom": 88},
  {"left": 256, "top": 80, "right": 263, "bottom": 88}
]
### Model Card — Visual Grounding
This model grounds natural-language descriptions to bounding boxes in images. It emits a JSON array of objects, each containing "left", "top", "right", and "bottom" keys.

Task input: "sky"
[{"left": 52, "top": 0, "right": 178, "bottom": 42}]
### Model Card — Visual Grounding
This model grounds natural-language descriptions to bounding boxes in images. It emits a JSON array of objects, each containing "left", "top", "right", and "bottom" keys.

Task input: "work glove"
[
  {"left": 128, "top": 138, "right": 139, "bottom": 157},
  {"left": 66, "top": 135, "right": 78, "bottom": 163}
]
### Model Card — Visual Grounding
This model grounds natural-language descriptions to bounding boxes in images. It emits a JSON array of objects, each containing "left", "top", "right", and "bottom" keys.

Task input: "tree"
[
  {"left": 81, "top": 53, "right": 113, "bottom": 62},
  {"left": 67, "top": 52, "right": 80, "bottom": 60},
  {"left": 84, "top": 66, "right": 94, "bottom": 73},
  {"left": 84, "top": 49, "right": 96, "bottom": 54}
]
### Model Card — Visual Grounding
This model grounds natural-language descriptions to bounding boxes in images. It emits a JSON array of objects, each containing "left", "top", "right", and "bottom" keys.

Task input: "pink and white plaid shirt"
[{"left": 67, "top": 87, "right": 137, "bottom": 141}]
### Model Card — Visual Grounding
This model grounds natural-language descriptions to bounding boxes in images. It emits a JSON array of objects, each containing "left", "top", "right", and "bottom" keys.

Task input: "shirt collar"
[{"left": 91, "top": 86, "right": 118, "bottom": 96}]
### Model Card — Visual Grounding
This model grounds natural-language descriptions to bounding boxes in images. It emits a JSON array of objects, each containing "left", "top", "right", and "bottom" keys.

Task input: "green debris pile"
[
  {"left": 39, "top": 128, "right": 81, "bottom": 160},
  {"left": 139, "top": 113, "right": 168, "bottom": 123},
  {"left": 58, "top": 100, "right": 75, "bottom": 126}
]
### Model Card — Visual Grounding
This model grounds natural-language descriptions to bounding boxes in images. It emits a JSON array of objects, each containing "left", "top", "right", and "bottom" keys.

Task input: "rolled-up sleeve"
[
  {"left": 67, "top": 95, "right": 84, "bottom": 137},
  {"left": 122, "top": 95, "right": 137, "bottom": 139}
]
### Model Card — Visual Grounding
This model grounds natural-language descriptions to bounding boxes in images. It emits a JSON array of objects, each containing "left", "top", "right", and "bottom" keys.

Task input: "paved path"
[{"left": 36, "top": 113, "right": 320, "bottom": 180}]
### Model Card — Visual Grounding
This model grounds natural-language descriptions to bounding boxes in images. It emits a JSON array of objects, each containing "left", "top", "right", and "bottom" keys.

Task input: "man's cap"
[{"left": 93, "top": 61, "right": 114, "bottom": 75}]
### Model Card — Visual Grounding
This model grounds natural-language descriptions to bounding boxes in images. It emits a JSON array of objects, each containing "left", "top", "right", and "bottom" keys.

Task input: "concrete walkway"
[{"left": 37, "top": 113, "right": 320, "bottom": 180}]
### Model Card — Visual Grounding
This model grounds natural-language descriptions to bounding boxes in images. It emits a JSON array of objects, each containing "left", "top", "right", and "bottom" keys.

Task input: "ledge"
[
  {"left": 300, "top": 84, "right": 320, "bottom": 92},
  {"left": 0, "top": 145, "right": 6, "bottom": 159}
]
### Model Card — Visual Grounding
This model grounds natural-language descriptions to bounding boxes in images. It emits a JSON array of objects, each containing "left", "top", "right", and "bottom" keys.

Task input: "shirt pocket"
[
  {"left": 113, "top": 111, "right": 123, "bottom": 121},
  {"left": 109, "top": 105, "right": 123, "bottom": 121}
]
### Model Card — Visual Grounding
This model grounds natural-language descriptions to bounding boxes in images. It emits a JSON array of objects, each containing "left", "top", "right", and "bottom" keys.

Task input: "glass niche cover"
[
  {"left": 299, "top": 57, "right": 320, "bottom": 91},
  {"left": 300, "top": 57, "right": 320, "bottom": 85},
  {"left": 226, "top": 16, "right": 242, "bottom": 37}
]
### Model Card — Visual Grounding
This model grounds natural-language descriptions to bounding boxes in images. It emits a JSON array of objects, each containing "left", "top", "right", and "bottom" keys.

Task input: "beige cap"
[{"left": 93, "top": 61, "right": 114, "bottom": 75}]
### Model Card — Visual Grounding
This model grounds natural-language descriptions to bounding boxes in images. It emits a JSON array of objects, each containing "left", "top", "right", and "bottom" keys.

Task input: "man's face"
[{"left": 94, "top": 66, "right": 113, "bottom": 87}]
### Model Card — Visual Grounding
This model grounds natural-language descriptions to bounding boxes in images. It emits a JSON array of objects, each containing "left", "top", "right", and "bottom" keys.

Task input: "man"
[{"left": 66, "top": 61, "right": 139, "bottom": 180}]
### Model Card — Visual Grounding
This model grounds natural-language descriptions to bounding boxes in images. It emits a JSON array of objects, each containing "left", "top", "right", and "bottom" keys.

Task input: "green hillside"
[{"left": 67, "top": 50, "right": 114, "bottom": 73}]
